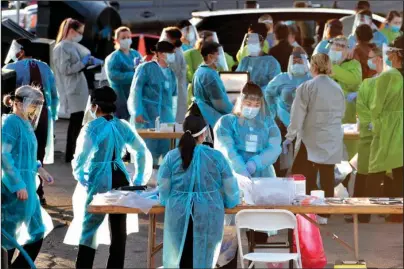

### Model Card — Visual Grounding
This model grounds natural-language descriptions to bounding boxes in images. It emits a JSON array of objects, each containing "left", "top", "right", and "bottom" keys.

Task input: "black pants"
[
  {"left": 35, "top": 106, "right": 49, "bottom": 199},
  {"left": 292, "top": 143, "right": 335, "bottom": 198},
  {"left": 76, "top": 165, "right": 128, "bottom": 269},
  {"left": 7, "top": 239, "right": 43, "bottom": 268},
  {"left": 65, "top": 111, "right": 84, "bottom": 163},
  {"left": 179, "top": 216, "right": 193, "bottom": 268},
  {"left": 366, "top": 167, "right": 403, "bottom": 198},
  {"left": 274, "top": 118, "right": 288, "bottom": 177}
]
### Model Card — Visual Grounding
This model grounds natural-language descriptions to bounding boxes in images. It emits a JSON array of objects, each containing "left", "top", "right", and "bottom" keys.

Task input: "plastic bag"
[
  {"left": 252, "top": 178, "right": 296, "bottom": 205},
  {"left": 292, "top": 214, "right": 327, "bottom": 269}
]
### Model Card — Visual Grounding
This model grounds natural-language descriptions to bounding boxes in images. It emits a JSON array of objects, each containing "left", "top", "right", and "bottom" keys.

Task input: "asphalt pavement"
[{"left": 29, "top": 119, "right": 403, "bottom": 268}]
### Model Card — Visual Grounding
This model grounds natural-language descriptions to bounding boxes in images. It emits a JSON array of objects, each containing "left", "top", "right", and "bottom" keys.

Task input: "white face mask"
[
  {"left": 291, "top": 64, "right": 306, "bottom": 76},
  {"left": 248, "top": 44, "right": 261, "bottom": 56},
  {"left": 72, "top": 34, "right": 83, "bottom": 43},
  {"left": 241, "top": 106, "right": 260, "bottom": 119},
  {"left": 165, "top": 53, "right": 176, "bottom": 64},
  {"left": 119, "top": 38, "right": 132, "bottom": 50},
  {"left": 328, "top": 50, "right": 343, "bottom": 63}
]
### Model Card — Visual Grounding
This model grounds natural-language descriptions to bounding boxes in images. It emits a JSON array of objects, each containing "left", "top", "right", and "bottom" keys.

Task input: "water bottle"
[{"left": 155, "top": 117, "right": 160, "bottom": 132}]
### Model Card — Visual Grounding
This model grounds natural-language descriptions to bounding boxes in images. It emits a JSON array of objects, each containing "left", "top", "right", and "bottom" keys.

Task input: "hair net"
[
  {"left": 211, "top": 32, "right": 229, "bottom": 71},
  {"left": 351, "top": 14, "right": 372, "bottom": 36},
  {"left": 181, "top": 24, "right": 199, "bottom": 48},
  {"left": 287, "top": 52, "right": 310, "bottom": 79},
  {"left": 5, "top": 40, "right": 23, "bottom": 64}
]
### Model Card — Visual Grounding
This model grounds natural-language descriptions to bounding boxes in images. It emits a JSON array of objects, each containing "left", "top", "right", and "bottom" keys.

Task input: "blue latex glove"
[
  {"left": 282, "top": 139, "right": 293, "bottom": 155},
  {"left": 346, "top": 92, "right": 358, "bottom": 103},
  {"left": 368, "top": 122, "right": 373, "bottom": 131},
  {"left": 246, "top": 160, "right": 257, "bottom": 175},
  {"left": 81, "top": 54, "right": 91, "bottom": 65},
  {"left": 134, "top": 57, "right": 141, "bottom": 67},
  {"left": 92, "top": 57, "right": 104, "bottom": 66}
]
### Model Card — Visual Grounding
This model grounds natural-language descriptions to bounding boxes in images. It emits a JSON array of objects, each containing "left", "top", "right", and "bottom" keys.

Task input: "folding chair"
[{"left": 235, "top": 209, "right": 302, "bottom": 269}]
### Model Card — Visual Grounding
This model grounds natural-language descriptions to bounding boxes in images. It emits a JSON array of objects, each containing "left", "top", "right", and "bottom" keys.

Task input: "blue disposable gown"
[
  {"left": 158, "top": 145, "right": 240, "bottom": 268},
  {"left": 128, "top": 61, "right": 177, "bottom": 164},
  {"left": 348, "top": 31, "right": 388, "bottom": 49},
  {"left": 264, "top": 72, "right": 311, "bottom": 127},
  {"left": 193, "top": 64, "right": 234, "bottom": 126},
  {"left": 3, "top": 59, "right": 59, "bottom": 164},
  {"left": 105, "top": 49, "right": 142, "bottom": 120},
  {"left": 1, "top": 114, "right": 54, "bottom": 250},
  {"left": 64, "top": 117, "right": 153, "bottom": 249},
  {"left": 313, "top": 39, "right": 330, "bottom": 55},
  {"left": 214, "top": 114, "right": 282, "bottom": 178},
  {"left": 236, "top": 55, "right": 281, "bottom": 91}
]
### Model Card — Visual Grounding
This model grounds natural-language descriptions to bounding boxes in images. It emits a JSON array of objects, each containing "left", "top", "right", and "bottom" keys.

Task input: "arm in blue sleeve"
[
  {"left": 209, "top": 76, "right": 234, "bottom": 114},
  {"left": 124, "top": 121, "right": 153, "bottom": 185},
  {"left": 214, "top": 116, "right": 250, "bottom": 177},
  {"left": 128, "top": 64, "right": 147, "bottom": 117},
  {"left": 71, "top": 125, "right": 94, "bottom": 186},
  {"left": 1, "top": 124, "right": 26, "bottom": 193},
  {"left": 269, "top": 59, "right": 282, "bottom": 82},
  {"left": 157, "top": 153, "right": 172, "bottom": 206},
  {"left": 250, "top": 118, "right": 282, "bottom": 171},
  {"left": 48, "top": 68, "right": 60, "bottom": 120},
  {"left": 106, "top": 53, "right": 135, "bottom": 85},
  {"left": 218, "top": 152, "right": 240, "bottom": 208}
]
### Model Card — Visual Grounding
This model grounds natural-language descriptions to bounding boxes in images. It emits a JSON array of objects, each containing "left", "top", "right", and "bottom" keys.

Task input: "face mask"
[
  {"left": 291, "top": 64, "right": 306, "bottom": 76},
  {"left": 329, "top": 50, "right": 343, "bottom": 63},
  {"left": 72, "top": 34, "right": 83, "bottom": 43},
  {"left": 165, "top": 53, "right": 176, "bottom": 64},
  {"left": 119, "top": 38, "right": 132, "bottom": 50},
  {"left": 367, "top": 59, "right": 377, "bottom": 70},
  {"left": 90, "top": 105, "right": 98, "bottom": 119},
  {"left": 391, "top": 25, "right": 401, "bottom": 33},
  {"left": 241, "top": 106, "right": 260, "bottom": 119},
  {"left": 248, "top": 44, "right": 261, "bottom": 56}
]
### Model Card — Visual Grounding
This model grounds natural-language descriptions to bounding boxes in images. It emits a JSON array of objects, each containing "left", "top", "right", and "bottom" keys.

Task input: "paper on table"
[{"left": 342, "top": 123, "right": 358, "bottom": 133}]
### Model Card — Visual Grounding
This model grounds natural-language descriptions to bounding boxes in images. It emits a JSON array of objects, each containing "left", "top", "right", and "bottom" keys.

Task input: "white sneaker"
[{"left": 317, "top": 215, "right": 328, "bottom": 225}]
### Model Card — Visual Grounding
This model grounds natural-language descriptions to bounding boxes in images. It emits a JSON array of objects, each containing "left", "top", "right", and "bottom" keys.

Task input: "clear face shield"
[
  {"left": 234, "top": 93, "right": 266, "bottom": 120},
  {"left": 326, "top": 37, "right": 349, "bottom": 64},
  {"left": 352, "top": 14, "right": 372, "bottom": 36},
  {"left": 181, "top": 24, "right": 198, "bottom": 48},
  {"left": 4, "top": 40, "right": 23, "bottom": 64},
  {"left": 246, "top": 33, "right": 262, "bottom": 57},
  {"left": 19, "top": 97, "right": 44, "bottom": 130},
  {"left": 212, "top": 32, "right": 229, "bottom": 71},
  {"left": 383, "top": 43, "right": 402, "bottom": 71},
  {"left": 287, "top": 52, "right": 310, "bottom": 77}
]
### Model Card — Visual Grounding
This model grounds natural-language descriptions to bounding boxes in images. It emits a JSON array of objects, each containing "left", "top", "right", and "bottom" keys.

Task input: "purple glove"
[{"left": 246, "top": 160, "right": 257, "bottom": 175}]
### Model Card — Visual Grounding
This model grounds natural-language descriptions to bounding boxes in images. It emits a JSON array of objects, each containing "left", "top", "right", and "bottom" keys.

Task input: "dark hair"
[
  {"left": 154, "top": 41, "right": 175, "bottom": 53},
  {"left": 326, "top": 19, "right": 343, "bottom": 39},
  {"left": 382, "top": 10, "right": 402, "bottom": 29},
  {"left": 274, "top": 23, "right": 289, "bottom": 41},
  {"left": 56, "top": 18, "right": 84, "bottom": 44},
  {"left": 177, "top": 20, "right": 191, "bottom": 29},
  {"left": 355, "top": 1, "right": 370, "bottom": 11},
  {"left": 357, "top": 9, "right": 373, "bottom": 18},
  {"left": 356, "top": 24, "right": 373, "bottom": 42},
  {"left": 288, "top": 24, "right": 302, "bottom": 45},
  {"left": 179, "top": 115, "right": 207, "bottom": 170},
  {"left": 15, "top": 38, "right": 34, "bottom": 56},
  {"left": 165, "top": 27, "right": 183, "bottom": 47},
  {"left": 293, "top": 1, "right": 308, "bottom": 8},
  {"left": 90, "top": 86, "right": 117, "bottom": 113},
  {"left": 201, "top": 41, "right": 221, "bottom": 59},
  {"left": 241, "top": 81, "right": 263, "bottom": 98},
  {"left": 248, "top": 22, "right": 268, "bottom": 39}
]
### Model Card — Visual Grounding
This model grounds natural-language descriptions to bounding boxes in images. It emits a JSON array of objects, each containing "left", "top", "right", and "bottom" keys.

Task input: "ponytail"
[
  {"left": 179, "top": 115, "right": 208, "bottom": 170},
  {"left": 179, "top": 131, "right": 196, "bottom": 170},
  {"left": 3, "top": 94, "right": 13, "bottom": 107}
]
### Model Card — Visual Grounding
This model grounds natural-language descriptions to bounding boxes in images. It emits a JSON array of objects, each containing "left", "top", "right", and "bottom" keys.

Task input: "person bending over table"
[
  {"left": 64, "top": 86, "right": 153, "bottom": 269},
  {"left": 158, "top": 115, "right": 240, "bottom": 268}
]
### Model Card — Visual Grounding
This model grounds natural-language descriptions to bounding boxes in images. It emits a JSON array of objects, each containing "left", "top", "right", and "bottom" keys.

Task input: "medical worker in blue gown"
[
  {"left": 214, "top": 81, "right": 282, "bottom": 179},
  {"left": 3, "top": 38, "right": 59, "bottom": 205},
  {"left": 64, "top": 86, "right": 152, "bottom": 268},
  {"left": 265, "top": 46, "right": 311, "bottom": 129},
  {"left": 158, "top": 115, "right": 240, "bottom": 268},
  {"left": 193, "top": 41, "right": 234, "bottom": 127},
  {"left": 2, "top": 86, "right": 54, "bottom": 268},
  {"left": 128, "top": 41, "right": 178, "bottom": 165},
  {"left": 236, "top": 33, "right": 281, "bottom": 92},
  {"left": 348, "top": 10, "right": 388, "bottom": 50},
  {"left": 105, "top": 26, "right": 142, "bottom": 120}
]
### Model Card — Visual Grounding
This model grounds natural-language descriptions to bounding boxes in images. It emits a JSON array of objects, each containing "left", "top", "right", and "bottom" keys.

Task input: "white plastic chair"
[{"left": 235, "top": 209, "right": 302, "bottom": 269}]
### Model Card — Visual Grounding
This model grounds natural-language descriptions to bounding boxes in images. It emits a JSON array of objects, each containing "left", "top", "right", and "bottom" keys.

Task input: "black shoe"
[{"left": 40, "top": 197, "right": 47, "bottom": 206}]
